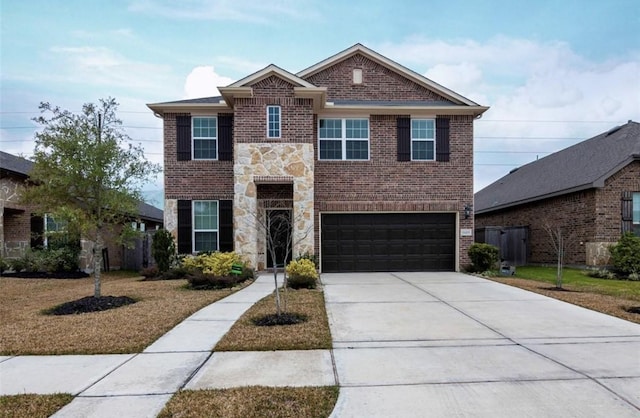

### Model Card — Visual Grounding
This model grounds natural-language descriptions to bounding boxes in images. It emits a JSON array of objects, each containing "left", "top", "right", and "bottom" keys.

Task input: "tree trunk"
[
  {"left": 94, "top": 231, "right": 103, "bottom": 298},
  {"left": 273, "top": 264, "right": 281, "bottom": 316}
]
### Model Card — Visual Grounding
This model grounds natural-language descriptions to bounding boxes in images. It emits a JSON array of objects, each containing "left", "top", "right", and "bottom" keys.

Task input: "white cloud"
[
  {"left": 128, "top": 0, "right": 316, "bottom": 22},
  {"left": 47, "top": 46, "right": 179, "bottom": 96},
  {"left": 377, "top": 37, "right": 640, "bottom": 191},
  {"left": 183, "top": 66, "right": 234, "bottom": 99}
]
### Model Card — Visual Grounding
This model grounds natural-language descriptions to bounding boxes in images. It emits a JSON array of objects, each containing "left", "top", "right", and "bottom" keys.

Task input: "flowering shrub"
[
  {"left": 181, "top": 251, "right": 242, "bottom": 276},
  {"left": 286, "top": 258, "right": 318, "bottom": 289}
]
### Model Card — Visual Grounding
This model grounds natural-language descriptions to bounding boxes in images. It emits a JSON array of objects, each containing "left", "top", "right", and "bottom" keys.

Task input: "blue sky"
[{"left": 2, "top": 0, "right": 639, "bottom": 208}]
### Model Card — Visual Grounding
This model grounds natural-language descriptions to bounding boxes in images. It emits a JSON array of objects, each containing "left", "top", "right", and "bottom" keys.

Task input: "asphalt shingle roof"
[
  {"left": 475, "top": 121, "right": 640, "bottom": 213},
  {"left": 0, "top": 151, "right": 34, "bottom": 177}
]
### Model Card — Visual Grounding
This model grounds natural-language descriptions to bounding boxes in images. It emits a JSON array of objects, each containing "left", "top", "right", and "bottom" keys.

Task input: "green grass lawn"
[{"left": 513, "top": 266, "right": 640, "bottom": 301}]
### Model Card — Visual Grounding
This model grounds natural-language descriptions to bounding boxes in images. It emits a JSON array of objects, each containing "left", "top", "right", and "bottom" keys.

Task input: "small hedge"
[
  {"left": 609, "top": 232, "right": 640, "bottom": 277},
  {"left": 286, "top": 258, "right": 318, "bottom": 289},
  {"left": 185, "top": 271, "right": 246, "bottom": 290},
  {"left": 468, "top": 243, "right": 499, "bottom": 272}
]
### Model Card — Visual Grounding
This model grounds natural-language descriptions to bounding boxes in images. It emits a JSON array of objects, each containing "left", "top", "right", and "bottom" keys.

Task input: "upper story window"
[
  {"left": 318, "top": 118, "right": 369, "bottom": 160},
  {"left": 193, "top": 117, "right": 217, "bottom": 159},
  {"left": 267, "top": 105, "right": 281, "bottom": 138},
  {"left": 193, "top": 200, "right": 218, "bottom": 252},
  {"left": 411, "top": 119, "right": 435, "bottom": 161}
]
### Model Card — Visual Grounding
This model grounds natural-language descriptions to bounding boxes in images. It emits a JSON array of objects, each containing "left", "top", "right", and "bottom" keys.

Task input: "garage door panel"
[{"left": 321, "top": 213, "right": 455, "bottom": 272}]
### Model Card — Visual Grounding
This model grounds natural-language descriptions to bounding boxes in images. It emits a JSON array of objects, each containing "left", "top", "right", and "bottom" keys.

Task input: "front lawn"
[
  {"left": 0, "top": 271, "right": 245, "bottom": 355},
  {"left": 488, "top": 266, "right": 640, "bottom": 324},
  {"left": 0, "top": 394, "right": 73, "bottom": 418}
]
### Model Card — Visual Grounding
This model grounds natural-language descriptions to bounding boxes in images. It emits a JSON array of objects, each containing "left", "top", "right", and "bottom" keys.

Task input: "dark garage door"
[{"left": 321, "top": 213, "right": 455, "bottom": 272}]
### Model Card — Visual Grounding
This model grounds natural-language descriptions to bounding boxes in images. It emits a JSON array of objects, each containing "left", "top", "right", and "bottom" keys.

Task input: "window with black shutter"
[
  {"left": 218, "top": 116, "right": 233, "bottom": 161},
  {"left": 397, "top": 117, "right": 410, "bottom": 161},
  {"left": 435, "top": 117, "right": 450, "bottom": 162},
  {"left": 219, "top": 200, "right": 234, "bottom": 251},
  {"left": 176, "top": 116, "right": 192, "bottom": 161},
  {"left": 177, "top": 200, "right": 192, "bottom": 253}
]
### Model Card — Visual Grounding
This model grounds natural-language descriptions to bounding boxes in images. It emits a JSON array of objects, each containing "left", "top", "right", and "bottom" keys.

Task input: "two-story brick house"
[{"left": 148, "top": 44, "right": 488, "bottom": 272}]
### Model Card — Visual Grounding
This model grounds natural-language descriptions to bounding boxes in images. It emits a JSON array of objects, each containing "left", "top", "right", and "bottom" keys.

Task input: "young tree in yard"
[
  {"left": 542, "top": 221, "right": 577, "bottom": 289},
  {"left": 22, "top": 98, "right": 161, "bottom": 298},
  {"left": 253, "top": 203, "right": 313, "bottom": 317}
]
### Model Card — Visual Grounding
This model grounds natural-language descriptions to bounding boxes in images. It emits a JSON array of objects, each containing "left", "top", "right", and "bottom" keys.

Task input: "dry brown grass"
[
  {"left": 0, "top": 394, "right": 73, "bottom": 418},
  {"left": 489, "top": 276, "right": 640, "bottom": 324},
  {"left": 215, "top": 289, "right": 332, "bottom": 351},
  {"left": 0, "top": 273, "right": 248, "bottom": 355},
  {"left": 157, "top": 386, "right": 339, "bottom": 418}
]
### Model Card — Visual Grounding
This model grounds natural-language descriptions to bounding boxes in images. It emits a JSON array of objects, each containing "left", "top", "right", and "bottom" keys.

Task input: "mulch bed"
[
  {"left": 252, "top": 312, "right": 308, "bottom": 326},
  {"left": 1, "top": 271, "right": 89, "bottom": 279},
  {"left": 45, "top": 296, "right": 137, "bottom": 315}
]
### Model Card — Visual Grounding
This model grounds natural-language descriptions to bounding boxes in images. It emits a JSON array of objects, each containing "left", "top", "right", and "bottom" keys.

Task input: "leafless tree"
[
  {"left": 541, "top": 221, "right": 578, "bottom": 289},
  {"left": 251, "top": 199, "right": 313, "bottom": 316}
]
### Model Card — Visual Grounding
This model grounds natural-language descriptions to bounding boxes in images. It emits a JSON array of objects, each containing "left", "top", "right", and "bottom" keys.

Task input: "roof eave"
[
  {"left": 147, "top": 102, "right": 232, "bottom": 116},
  {"left": 320, "top": 103, "right": 489, "bottom": 116},
  {"left": 475, "top": 183, "right": 597, "bottom": 215}
]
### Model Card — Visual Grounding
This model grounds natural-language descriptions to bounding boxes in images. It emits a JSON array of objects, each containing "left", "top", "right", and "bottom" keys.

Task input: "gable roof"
[
  {"left": 475, "top": 121, "right": 640, "bottom": 214},
  {"left": 0, "top": 151, "right": 33, "bottom": 177},
  {"left": 297, "top": 43, "right": 480, "bottom": 107},
  {"left": 148, "top": 43, "right": 488, "bottom": 117}
]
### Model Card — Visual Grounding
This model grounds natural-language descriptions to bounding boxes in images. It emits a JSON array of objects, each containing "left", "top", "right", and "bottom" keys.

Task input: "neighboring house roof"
[
  {"left": 475, "top": 121, "right": 640, "bottom": 214},
  {"left": 0, "top": 150, "right": 33, "bottom": 177},
  {"left": 147, "top": 43, "right": 489, "bottom": 117},
  {"left": 0, "top": 151, "right": 163, "bottom": 221}
]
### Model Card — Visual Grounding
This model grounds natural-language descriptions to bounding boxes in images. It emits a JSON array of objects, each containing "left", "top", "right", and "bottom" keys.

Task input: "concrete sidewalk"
[
  {"left": 323, "top": 272, "right": 640, "bottom": 417},
  {"left": 0, "top": 275, "right": 336, "bottom": 418}
]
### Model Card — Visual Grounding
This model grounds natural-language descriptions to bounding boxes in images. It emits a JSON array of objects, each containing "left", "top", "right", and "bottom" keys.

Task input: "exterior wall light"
[{"left": 464, "top": 204, "right": 473, "bottom": 219}]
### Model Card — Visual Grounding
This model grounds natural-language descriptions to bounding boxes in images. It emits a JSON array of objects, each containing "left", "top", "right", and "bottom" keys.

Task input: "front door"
[{"left": 266, "top": 210, "right": 292, "bottom": 268}]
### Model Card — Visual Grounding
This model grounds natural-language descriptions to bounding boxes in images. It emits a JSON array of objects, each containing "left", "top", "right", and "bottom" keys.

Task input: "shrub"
[
  {"left": 468, "top": 243, "right": 499, "bottom": 272},
  {"left": 585, "top": 268, "right": 617, "bottom": 280},
  {"left": 159, "top": 266, "right": 191, "bottom": 280},
  {"left": 0, "top": 256, "right": 6, "bottom": 274},
  {"left": 609, "top": 232, "right": 640, "bottom": 276},
  {"left": 9, "top": 256, "right": 28, "bottom": 272},
  {"left": 286, "top": 258, "right": 318, "bottom": 289},
  {"left": 151, "top": 229, "right": 176, "bottom": 272},
  {"left": 185, "top": 271, "right": 243, "bottom": 290},
  {"left": 628, "top": 272, "right": 640, "bottom": 281},
  {"left": 296, "top": 251, "right": 319, "bottom": 269},
  {"left": 182, "top": 251, "right": 243, "bottom": 276},
  {"left": 140, "top": 266, "right": 160, "bottom": 279}
]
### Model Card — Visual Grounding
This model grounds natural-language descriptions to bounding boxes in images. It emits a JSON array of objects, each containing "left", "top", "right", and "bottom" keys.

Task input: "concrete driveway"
[{"left": 323, "top": 272, "right": 640, "bottom": 417}]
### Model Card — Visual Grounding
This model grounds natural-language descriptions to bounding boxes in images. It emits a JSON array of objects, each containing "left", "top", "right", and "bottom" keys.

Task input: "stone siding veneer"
[{"left": 234, "top": 143, "right": 315, "bottom": 269}]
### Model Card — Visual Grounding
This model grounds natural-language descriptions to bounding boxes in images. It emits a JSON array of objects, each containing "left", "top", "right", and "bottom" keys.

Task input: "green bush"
[
  {"left": 9, "top": 256, "right": 28, "bottom": 272},
  {"left": 286, "top": 258, "right": 318, "bottom": 289},
  {"left": 185, "top": 271, "right": 244, "bottom": 290},
  {"left": 468, "top": 243, "right": 499, "bottom": 272},
  {"left": 140, "top": 266, "right": 160, "bottom": 279},
  {"left": 609, "top": 232, "right": 640, "bottom": 276},
  {"left": 585, "top": 268, "right": 617, "bottom": 280},
  {"left": 0, "top": 256, "right": 7, "bottom": 274},
  {"left": 160, "top": 266, "right": 191, "bottom": 280},
  {"left": 151, "top": 229, "right": 176, "bottom": 272},
  {"left": 296, "top": 251, "right": 319, "bottom": 269},
  {"left": 182, "top": 251, "right": 243, "bottom": 276}
]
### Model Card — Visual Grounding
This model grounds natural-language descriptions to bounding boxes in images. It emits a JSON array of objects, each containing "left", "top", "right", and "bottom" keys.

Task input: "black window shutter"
[
  {"left": 177, "top": 200, "right": 193, "bottom": 254},
  {"left": 622, "top": 191, "right": 633, "bottom": 233},
  {"left": 218, "top": 115, "right": 233, "bottom": 161},
  {"left": 219, "top": 200, "right": 234, "bottom": 252},
  {"left": 176, "top": 116, "right": 191, "bottom": 161},
  {"left": 436, "top": 117, "right": 450, "bottom": 162},
  {"left": 397, "top": 117, "right": 410, "bottom": 161},
  {"left": 30, "top": 215, "right": 44, "bottom": 248}
]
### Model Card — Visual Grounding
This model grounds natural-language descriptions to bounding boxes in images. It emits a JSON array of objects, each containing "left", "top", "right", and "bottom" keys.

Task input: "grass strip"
[
  {"left": 0, "top": 393, "right": 73, "bottom": 418},
  {"left": 0, "top": 272, "right": 249, "bottom": 355},
  {"left": 158, "top": 386, "right": 339, "bottom": 418},
  {"left": 214, "top": 288, "right": 332, "bottom": 351}
]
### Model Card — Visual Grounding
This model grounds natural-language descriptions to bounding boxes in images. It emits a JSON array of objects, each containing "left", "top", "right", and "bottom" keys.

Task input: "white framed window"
[
  {"left": 633, "top": 192, "right": 640, "bottom": 236},
  {"left": 411, "top": 119, "right": 435, "bottom": 161},
  {"left": 193, "top": 200, "right": 218, "bottom": 252},
  {"left": 267, "top": 105, "right": 281, "bottom": 138},
  {"left": 318, "top": 118, "right": 369, "bottom": 160},
  {"left": 193, "top": 116, "right": 217, "bottom": 159},
  {"left": 44, "top": 214, "right": 67, "bottom": 247}
]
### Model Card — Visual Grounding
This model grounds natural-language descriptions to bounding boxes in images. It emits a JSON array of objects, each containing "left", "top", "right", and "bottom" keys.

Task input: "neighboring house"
[
  {"left": 148, "top": 44, "right": 488, "bottom": 272},
  {"left": 0, "top": 151, "right": 164, "bottom": 271},
  {"left": 475, "top": 121, "right": 640, "bottom": 266}
]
